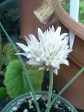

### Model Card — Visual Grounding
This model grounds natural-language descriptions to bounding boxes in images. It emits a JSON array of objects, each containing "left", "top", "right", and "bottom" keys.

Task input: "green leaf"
[
  {"left": 3, "top": 43, "right": 18, "bottom": 62},
  {"left": 4, "top": 60, "right": 27, "bottom": 98},
  {"left": 4, "top": 60, "right": 43, "bottom": 98},
  {"left": 0, "top": 87, "right": 7, "bottom": 99},
  {"left": 26, "top": 64, "right": 43, "bottom": 91}
]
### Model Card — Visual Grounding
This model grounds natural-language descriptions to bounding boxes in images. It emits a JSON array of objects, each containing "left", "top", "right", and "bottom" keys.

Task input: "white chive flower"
[{"left": 16, "top": 26, "right": 72, "bottom": 74}]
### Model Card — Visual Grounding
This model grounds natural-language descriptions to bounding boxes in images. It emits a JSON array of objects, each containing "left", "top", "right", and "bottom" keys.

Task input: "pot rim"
[
  {"left": 1, "top": 91, "right": 77, "bottom": 112},
  {"left": 54, "top": 0, "right": 84, "bottom": 67},
  {"left": 54, "top": 0, "right": 84, "bottom": 41}
]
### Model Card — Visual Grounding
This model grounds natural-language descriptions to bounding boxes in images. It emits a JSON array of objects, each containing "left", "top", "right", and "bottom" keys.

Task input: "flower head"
[{"left": 16, "top": 26, "right": 71, "bottom": 74}]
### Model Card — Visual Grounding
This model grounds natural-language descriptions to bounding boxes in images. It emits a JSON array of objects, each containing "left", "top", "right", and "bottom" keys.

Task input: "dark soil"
[
  {"left": 0, "top": 95, "right": 11, "bottom": 112},
  {"left": 9, "top": 96, "right": 74, "bottom": 112}
]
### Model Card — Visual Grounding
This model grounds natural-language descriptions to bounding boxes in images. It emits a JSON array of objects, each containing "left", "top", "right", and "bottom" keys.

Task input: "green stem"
[
  {"left": 0, "top": 22, "right": 41, "bottom": 112},
  {"left": 45, "top": 67, "right": 84, "bottom": 112},
  {"left": 47, "top": 68, "right": 53, "bottom": 112}
]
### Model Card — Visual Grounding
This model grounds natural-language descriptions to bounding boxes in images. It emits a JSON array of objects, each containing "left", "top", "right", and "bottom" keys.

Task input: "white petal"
[
  {"left": 60, "top": 33, "right": 68, "bottom": 39},
  {"left": 36, "top": 58, "right": 41, "bottom": 61},
  {"left": 50, "top": 26, "right": 55, "bottom": 32},
  {"left": 16, "top": 53, "right": 28, "bottom": 57},
  {"left": 54, "top": 26, "right": 61, "bottom": 37},
  {"left": 53, "top": 69, "right": 58, "bottom": 75},
  {"left": 28, "top": 34, "right": 36, "bottom": 41},
  {"left": 38, "top": 28, "right": 44, "bottom": 41},
  {"left": 59, "top": 59, "right": 69, "bottom": 65},
  {"left": 16, "top": 43, "right": 28, "bottom": 52},
  {"left": 27, "top": 54, "right": 36, "bottom": 58},
  {"left": 46, "top": 62, "right": 50, "bottom": 66},
  {"left": 28, "top": 34, "right": 39, "bottom": 46},
  {"left": 51, "top": 62, "right": 60, "bottom": 69},
  {"left": 27, "top": 59, "right": 42, "bottom": 66},
  {"left": 25, "top": 36, "right": 30, "bottom": 45}
]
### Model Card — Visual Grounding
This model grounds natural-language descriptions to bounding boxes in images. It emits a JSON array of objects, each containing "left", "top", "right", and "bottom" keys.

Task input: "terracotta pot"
[
  {"left": 20, "top": 0, "right": 84, "bottom": 110},
  {"left": 53, "top": 0, "right": 84, "bottom": 110},
  {"left": 20, "top": 0, "right": 56, "bottom": 37}
]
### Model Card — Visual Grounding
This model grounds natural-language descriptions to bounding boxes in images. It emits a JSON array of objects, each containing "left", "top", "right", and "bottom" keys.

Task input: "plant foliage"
[
  {"left": 0, "top": 32, "right": 5, "bottom": 71},
  {"left": 3, "top": 43, "right": 18, "bottom": 62},
  {"left": 0, "top": 87, "right": 7, "bottom": 99},
  {"left": 4, "top": 60, "right": 43, "bottom": 98}
]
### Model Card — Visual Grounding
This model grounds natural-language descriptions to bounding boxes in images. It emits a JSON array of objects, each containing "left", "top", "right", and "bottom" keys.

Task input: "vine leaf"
[{"left": 4, "top": 60, "right": 43, "bottom": 98}]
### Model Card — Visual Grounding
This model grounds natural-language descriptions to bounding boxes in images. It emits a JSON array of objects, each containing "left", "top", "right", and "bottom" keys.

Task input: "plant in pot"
[
  {"left": 0, "top": 0, "right": 84, "bottom": 112},
  {"left": 1, "top": 21, "right": 84, "bottom": 112},
  {"left": 0, "top": 33, "right": 7, "bottom": 103},
  {"left": 51, "top": 1, "right": 84, "bottom": 110},
  {"left": 0, "top": 29, "right": 44, "bottom": 111},
  {"left": 33, "top": 0, "right": 84, "bottom": 110},
  {"left": 0, "top": 32, "right": 22, "bottom": 111},
  {"left": 0, "top": 33, "right": 18, "bottom": 94}
]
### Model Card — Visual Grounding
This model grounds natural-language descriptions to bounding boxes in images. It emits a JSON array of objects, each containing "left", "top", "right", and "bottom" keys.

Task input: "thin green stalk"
[
  {"left": 0, "top": 22, "right": 41, "bottom": 112},
  {"left": 47, "top": 68, "right": 53, "bottom": 112},
  {"left": 45, "top": 67, "right": 84, "bottom": 112}
]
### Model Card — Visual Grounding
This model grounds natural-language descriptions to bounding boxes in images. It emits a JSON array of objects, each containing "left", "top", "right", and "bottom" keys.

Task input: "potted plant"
[
  {"left": 33, "top": 0, "right": 84, "bottom": 110},
  {"left": 0, "top": 22, "right": 80, "bottom": 112},
  {"left": 0, "top": 0, "right": 83, "bottom": 111},
  {"left": 2, "top": 92, "right": 77, "bottom": 112},
  {"left": 0, "top": 34, "right": 20, "bottom": 111},
  {"left": 52, "top": 0, "right": 84, "bottom": 110}
]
